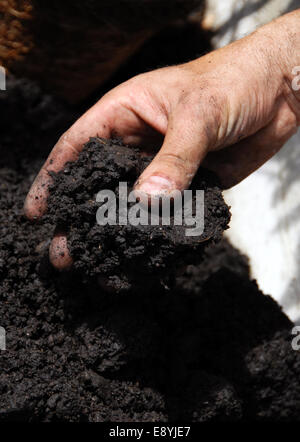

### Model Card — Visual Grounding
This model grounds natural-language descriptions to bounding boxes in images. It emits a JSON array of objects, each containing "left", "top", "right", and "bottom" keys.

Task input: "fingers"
[
  {"left": 24, "top": 138, "right": 80, "bottom": 220},
  {"left": 24, "top": 99, "right": 113, "bottom": 220},
  {"left": 49, "top": 232, "right": 73, "bottom": 270},
  {"left": 134, "top": 111, "right": 210, "bottom": 196},
  {"left": 204, "top": 100, "right": 298, "bottom": 188}
]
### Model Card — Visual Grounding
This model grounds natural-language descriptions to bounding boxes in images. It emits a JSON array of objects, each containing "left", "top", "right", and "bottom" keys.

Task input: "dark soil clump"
[
  {"left": 0, "top": 77, "right": 300, "bottom": 422},
  {"left": 47, "top": 137, "right": 230, "bottom": 292}
]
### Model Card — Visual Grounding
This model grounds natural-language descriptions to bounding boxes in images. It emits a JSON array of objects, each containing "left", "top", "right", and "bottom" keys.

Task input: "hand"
[{"left": 24, "top": 11, "right": 300, "bottom": 270}]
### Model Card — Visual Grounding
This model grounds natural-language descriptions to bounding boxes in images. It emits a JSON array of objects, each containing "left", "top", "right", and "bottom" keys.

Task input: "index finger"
[{"left": 24, "top": 99, "right": 112, "bottom": 220}]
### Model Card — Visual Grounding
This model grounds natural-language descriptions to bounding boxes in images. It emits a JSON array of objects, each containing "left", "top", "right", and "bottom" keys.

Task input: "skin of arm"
[{"left": 24, "top": 9, "right": 300, "bottom": 269}]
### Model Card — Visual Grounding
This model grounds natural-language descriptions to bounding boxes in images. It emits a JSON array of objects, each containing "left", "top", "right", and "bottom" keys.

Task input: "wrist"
[
  {"left": 259, "top": 11, "right": 300, "bottom": 100},
  {"left": 273, "top": 10, "right": 300, "bottom": 77},
  {"left": 253, "top": 10, "right": 300, "bottom": 122}
]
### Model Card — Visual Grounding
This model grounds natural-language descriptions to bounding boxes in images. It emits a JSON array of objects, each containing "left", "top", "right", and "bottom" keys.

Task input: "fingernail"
[{"left": 136, "top": 175, "right": 174, "bottom": 197}]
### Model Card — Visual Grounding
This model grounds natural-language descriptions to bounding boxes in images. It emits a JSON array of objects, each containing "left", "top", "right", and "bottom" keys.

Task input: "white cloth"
[{"left": 204, "top": 0, "right": 300, "bottom": 321}]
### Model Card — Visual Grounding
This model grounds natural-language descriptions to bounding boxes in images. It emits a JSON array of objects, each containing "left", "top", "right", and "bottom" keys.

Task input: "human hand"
[{"left": 24, "top": 10, "right": 300, "bottom": 269}]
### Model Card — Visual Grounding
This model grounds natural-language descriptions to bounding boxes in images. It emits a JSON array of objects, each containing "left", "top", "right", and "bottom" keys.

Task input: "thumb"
[{"left": 134, "top": 113, "right": 210, "bottom": 196}]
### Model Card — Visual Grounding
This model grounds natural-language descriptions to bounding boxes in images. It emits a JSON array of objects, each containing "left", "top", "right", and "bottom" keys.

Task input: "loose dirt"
[{"left": 0, "top": 77, "right": 299, "bottom": 421}]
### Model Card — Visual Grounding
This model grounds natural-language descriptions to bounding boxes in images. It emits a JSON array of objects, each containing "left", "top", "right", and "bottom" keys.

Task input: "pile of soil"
[
  {"left": 0, "top": 76, "right": 300, "bottom": 422},
  {"left": 47, "top": 137, "right": 230, "bottom": 292}
]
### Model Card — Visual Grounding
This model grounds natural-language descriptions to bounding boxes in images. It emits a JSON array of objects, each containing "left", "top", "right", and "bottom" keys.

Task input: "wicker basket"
[{"left": 0, "top": 0, "right": 201, "bottom": 102}]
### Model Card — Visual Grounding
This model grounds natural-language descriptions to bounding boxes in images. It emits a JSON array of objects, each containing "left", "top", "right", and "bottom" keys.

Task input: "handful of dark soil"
[{"left": 47, "top": 137, "right": 230, "bottom": 292}]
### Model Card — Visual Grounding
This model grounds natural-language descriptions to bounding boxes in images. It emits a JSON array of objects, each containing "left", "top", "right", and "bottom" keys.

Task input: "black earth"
[{"left": 0, "top": 75, "right": 299, "bottom": 422}]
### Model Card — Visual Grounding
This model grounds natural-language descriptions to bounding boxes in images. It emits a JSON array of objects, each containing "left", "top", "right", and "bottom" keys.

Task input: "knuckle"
[{"left": 158, "top": 151, "right": 190, "bottom": 173}]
